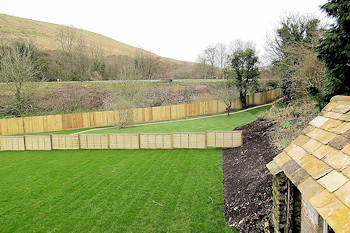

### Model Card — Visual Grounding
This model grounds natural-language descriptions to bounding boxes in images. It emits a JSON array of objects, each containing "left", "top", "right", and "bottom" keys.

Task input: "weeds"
[{"left": 259, "top": 97, "right": 320, "bottom": 149}]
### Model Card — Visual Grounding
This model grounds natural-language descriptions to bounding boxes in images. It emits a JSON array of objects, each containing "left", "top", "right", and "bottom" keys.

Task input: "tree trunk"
[{"left": 239, "top": 91, "right": 247, "bottom": 109}]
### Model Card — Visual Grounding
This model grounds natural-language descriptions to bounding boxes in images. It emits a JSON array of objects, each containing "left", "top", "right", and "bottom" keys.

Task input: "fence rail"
[
  {"left": 0, "top": 89, "right": 281, "bottom": 136},
  {"left": 0, "top": 131, "right": 242, "bottom": 151}
]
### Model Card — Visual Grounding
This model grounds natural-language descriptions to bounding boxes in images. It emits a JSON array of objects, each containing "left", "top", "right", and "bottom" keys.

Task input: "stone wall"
[
  {"left": 301, "top": 195, "right": 323, "bottom": 233},
  {"left": 271, "top": 172, "right": 302, "bottom": 233},
  {"left": 272, "top": 172, "right": 287, "bottom": 233}
]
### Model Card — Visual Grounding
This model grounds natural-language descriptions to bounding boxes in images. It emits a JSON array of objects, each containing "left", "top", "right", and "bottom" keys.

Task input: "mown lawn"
[
  {"left": 0, "top": 149, "right": 236, "bottom": 232},
  {"left": 0, "top": 105, "right": 270, "bottom": 232},
  {"left": 84, "top": 105, "right": 271, "bottom": 134}
]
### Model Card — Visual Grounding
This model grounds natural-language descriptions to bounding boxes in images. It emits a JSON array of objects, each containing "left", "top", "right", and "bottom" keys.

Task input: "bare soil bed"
[{"left": 222, "top": 118, "right": 282, "bottom": 232}]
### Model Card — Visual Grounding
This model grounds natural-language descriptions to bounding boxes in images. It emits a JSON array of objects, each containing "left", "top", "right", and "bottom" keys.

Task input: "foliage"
[
  {"left": 214, "top": 80, "right": 239, "bottom": 116},
  {"left": 227, "top": 41, "right": 260, "bottom": 108},
  {"left": 0, "top": 149, "right": 235, "bottom": 232},
  {"left": 259, "top": 98, "right": 319, "bottom": 149},
  {"left": 266, "top": 13, "right": 324, "bottom": 102},
  {"left": 312, "top": 0, "right": 350, "bottom": 109}
]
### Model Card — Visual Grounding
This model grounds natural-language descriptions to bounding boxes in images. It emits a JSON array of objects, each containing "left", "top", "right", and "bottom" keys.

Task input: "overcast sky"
[{"left": 0, "top": 0, "right": 329, "bottom": 62}]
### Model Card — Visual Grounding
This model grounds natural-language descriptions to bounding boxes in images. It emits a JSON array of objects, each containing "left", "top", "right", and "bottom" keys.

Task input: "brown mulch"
[{"left": 222, "top": 118, "right": 282, "bottom": 232}]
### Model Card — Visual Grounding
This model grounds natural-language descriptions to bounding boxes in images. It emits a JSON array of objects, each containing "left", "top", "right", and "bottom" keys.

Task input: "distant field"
[{"left": 0, "top": 149, "right": 236, "bottom": 232}]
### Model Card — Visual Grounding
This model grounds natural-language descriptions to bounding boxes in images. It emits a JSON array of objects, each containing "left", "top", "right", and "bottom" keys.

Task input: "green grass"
[
  {"left": 84, "top": 105, "right": 271, "bottom": 134},
  {"left": 0, "top": 149, "right": 236, "bottom": 232}
]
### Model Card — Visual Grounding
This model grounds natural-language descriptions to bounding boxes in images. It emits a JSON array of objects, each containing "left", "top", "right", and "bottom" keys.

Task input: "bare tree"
[
  {"left": 0, "top": 41, "right": 43, "bottom": 116},
  {"left": 215, "top": 80, "right": 238, "bottom": 116}
]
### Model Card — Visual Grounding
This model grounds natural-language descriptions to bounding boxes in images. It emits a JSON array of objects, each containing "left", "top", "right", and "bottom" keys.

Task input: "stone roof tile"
[
  {"left": 293, "top": 135, "right": 311, "bottom": 147},
  {"left": 339, "top": 113, "right": 350, "bottom": 122},
  {"left": 273, "top": 151, "right": 291, "bottom": 167},
  {"left": 333, "top": 121, "right": 350, "bottom": 134},
  {"left": 309, "top": 116, "right": 330, "bottom": 128},
  {"left": 331, "top": 104, "right": 350, "bottom": 114},
  {"left": 323, "top": 111, "right": 343, "bottom": 119},
  {"left": 281, "top": 159, "right": 302, "bottom": 181},
  {"left": 301, "top": 156, "right": 333, "bottom": 180},
  {"left": 288, "top": 167, "right": 310, "bottom": 187},
  {"left": 301, "top": 125, "right": 315, "bottom": 135},
  {"left": 339, "top": 96, "right": 350, "bottom": 102},
  {"left": 325, "top": 206, "right": 350, "bottom": 233},
  {"left": 328, "top": 135, "right": 350, "bottom": 150},
  {"left": 309, "top": 189, "right": 344, "bottom": 219},
  {"left": 317, "top": 170, "right": 349, "bottom": 193},
  {"left": 313, "top": 144, "right": 334, "bottom": 159},
  {"left": 342, "top": 129, "right": 350, "bottom": 139},
  {"left": 286, "top": 144, "right": 307, "bottom": 162},
  {"left": 306, "top": 127, "right": 337, "bottom": 144},
  {"left": 281, "top": 159, "right": 301, "bottom": 172},
  {"left": 322, "top": 101, "right": 339, "bottom": 112},
  {"left": 320, "top": 118, "right": 343, "bottom": 132},
  {"left": 302, "top": 138, "right": 322, "bottom": 154},
  {"left": 323, "top": 149, "right": 350, "bottom": 171},
  {"left": 297, "top": 177, "right": 324, "bottom": 200},
  {"left": 334, "top": 181, "right": 350, "bottom": 208},
  {"left": 266, "top": 160, "right": 282, "bottom": 175},
  {"left": 342, "top": 166, "right": 350, "bottom": 179}
]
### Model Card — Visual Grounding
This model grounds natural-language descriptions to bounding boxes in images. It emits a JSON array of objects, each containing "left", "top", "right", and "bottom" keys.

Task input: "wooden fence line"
[
  {"left": 0, "top": 131, "right": 242, "bottom": 151},
  {"left": 0, "top": 89, "right": 281, "bottom": 136}
]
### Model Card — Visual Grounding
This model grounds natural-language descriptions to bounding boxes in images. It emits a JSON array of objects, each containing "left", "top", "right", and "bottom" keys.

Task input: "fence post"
[{"left": 78, "top": 134, "right": 81, "bottom": 149}]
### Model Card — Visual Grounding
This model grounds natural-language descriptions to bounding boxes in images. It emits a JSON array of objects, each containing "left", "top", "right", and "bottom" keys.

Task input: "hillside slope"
[{"left": 0, "top": 13, "right": 178, "bottom": 62}]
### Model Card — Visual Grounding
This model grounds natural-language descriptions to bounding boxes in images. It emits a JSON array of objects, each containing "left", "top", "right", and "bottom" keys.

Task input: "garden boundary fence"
[
  {"left": 0, "top": 131, "right": 242, "bottom": 151},
  {"left": 0, "top": 89, "right": 281, "bottom": 136}
]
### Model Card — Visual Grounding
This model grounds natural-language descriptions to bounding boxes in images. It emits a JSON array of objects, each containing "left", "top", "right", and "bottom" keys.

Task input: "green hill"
[{"left": 0, "top": 13, "right": 180, "bottom": 63}]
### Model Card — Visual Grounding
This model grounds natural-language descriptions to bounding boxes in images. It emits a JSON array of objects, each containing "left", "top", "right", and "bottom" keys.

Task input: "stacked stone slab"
[{"left": 267, "top": 95, "right": 350, "bottom": 232}]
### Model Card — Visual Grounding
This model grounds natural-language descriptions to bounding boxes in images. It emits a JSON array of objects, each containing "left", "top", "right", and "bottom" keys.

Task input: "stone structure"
[{"left": 267, "top": 96, "right": 350, "bottom": 233}]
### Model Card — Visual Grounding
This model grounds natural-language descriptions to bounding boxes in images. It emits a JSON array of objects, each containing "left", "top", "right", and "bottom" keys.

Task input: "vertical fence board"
[{"left": 82, "top": 112, "right": 91, "bottom": 128}]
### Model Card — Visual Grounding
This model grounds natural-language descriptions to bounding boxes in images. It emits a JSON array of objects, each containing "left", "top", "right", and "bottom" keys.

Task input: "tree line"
[{"left": 197, "top": 0, "right": 349, "bottom": 111}]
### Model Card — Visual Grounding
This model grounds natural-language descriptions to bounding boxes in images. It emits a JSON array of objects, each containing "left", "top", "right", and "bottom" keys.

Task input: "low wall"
[
  {"left": 0, "top": 89, "right": 281, "bottom": 136},
  {"left": 0, "top": 131, "right": 242, "bottom": 151}
]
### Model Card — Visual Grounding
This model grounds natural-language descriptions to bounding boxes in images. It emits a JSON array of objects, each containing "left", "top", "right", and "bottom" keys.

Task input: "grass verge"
[{"left": 0, "top": 149, "right": 236, "bottom": 232}]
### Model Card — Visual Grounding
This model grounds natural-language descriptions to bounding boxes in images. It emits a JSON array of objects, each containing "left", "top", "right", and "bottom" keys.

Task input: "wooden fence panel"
[
  {"left": 151, "top": 107, "right": 162, "bottom": 122},
  {"left": 188, "top": 133, "right": 206, "bottom": 149},
  {"left": 109, "top": 134, "right": 139, "bottom": 149},
  {"left": 51, "top": 135, "right": 79, "bottom": 150},
  {"left": 43, "top": 115, "right": 63, "bottom": 132},
  {"left": 0, "top": 136, "right": 25, "bottom": 150},
  {"left": 24, "top": 135, "right": 52, "bottom": 150},
  {"left": 79, "top": 134, "right": 109, "bottom": 149},
  {"left": 172, "top": 132, "right": 189, "bottom": 148},
  {"left": 206, "top": 131, "right": 242, "bottom": 148},
  {"left": 139, "top": 133, "right": 172, "bottom": 149},
  {"left": 0, "top": 118, "right": 24, "bottom": 135}
]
